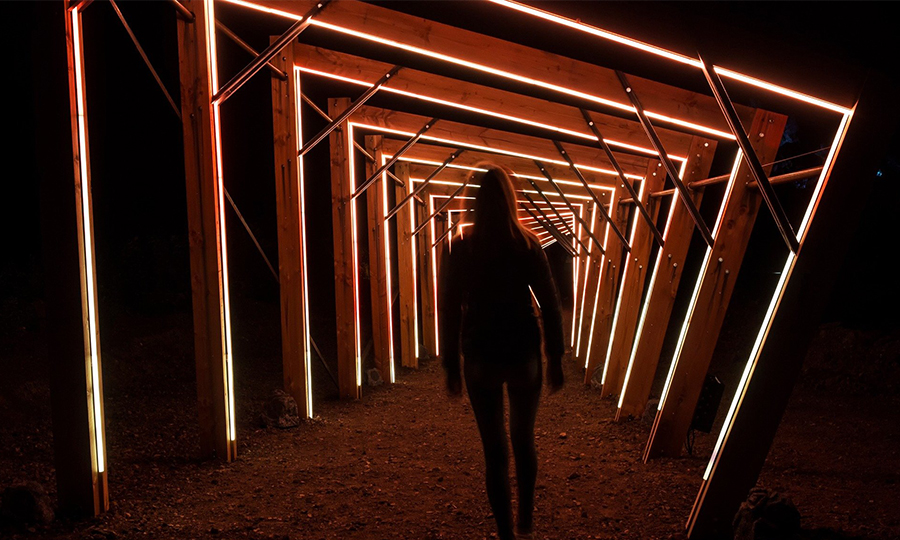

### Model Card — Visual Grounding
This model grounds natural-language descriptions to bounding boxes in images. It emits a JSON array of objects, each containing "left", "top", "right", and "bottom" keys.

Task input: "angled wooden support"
[
  {"left": 329, "top": 97, "right": 362, "bottom": 399},
  {"left": 217, "top": 21, "right": 286, "bottom": 80},
  {"left": 169, "top": 0, "right": 194, "bottom": 22},
  {"left": 582, "top": 195, "right": 630, "bottom": 384},
  {"left": 393, "top": 162, "right": 419, "bottom": 368},
  {"left": 617, "top": 71, "right": 714, "bottom": 247},
  {"left": 576, "top": 111, "right": 664, "bottom": 245},
  {"left": 212, "top": 1, "right": 327, "bottom": 105},
  {"left": 46, "top": 2, "right": 108, "bottom": 515},
  {"left": 365, "top": 135, "right": 394, "bottom": 383},
  {"left": 687, "top": 79, "right": 894, "bottom": 540},
  {"left": 615, "top": 136, "right": 717, "bottom": 422},
  {"left": 352, "top": 117, "right": 437, "bottom": 200},
  {"left": 177, "top": 0, "right": 237, "bottom": 461},
  {"left": 644, "top": 110, "right": 787, "bottom": 460},
  {"left": 271, "top": 41, "right": 312, "bottom": 417},
  {"left": 699, "top": 54, "right": 799, "bottom": 253},
  {"left": 301, "top": 65, "right": 401, "bottom": 157},
  {"left": 386, "top": 149, "right": 464, "bottom": 221},
  {"left": 534, "top": 160, "right": 605, "bottom": 254},
  {"left": 520, "top": 194, "right": 578, "bottom": 256},
  {"left": 598, "top": 162, "right": 665, "bottom": 398},
  {"left": 519, "top": 174, "right": 590, "bottom": 254}
]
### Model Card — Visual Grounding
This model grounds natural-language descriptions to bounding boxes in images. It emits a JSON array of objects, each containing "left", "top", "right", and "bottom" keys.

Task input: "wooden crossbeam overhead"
[
  {"left": 615, "top": 136, "right": 717, "bottom": 422},
  {"left": 644, "top": 110, "right": 787, "bottom": 460},
  {"left": 291, "top": 44, "right": 697, "bottom": 160},
  {"left": 349, "top": 106, "right": 651, "bottom": 180},
  {"left": 245, "top": 0, "right": 752, "bottom": 138},
  {"left": 598, "top": 162, "right": 666, "bottom": 397},
  {"left": 365, "top": 135, "right": 394, "bottom": 384}
]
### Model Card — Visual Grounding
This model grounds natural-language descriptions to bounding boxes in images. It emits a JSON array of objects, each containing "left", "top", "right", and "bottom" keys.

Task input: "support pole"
[
  {"left": 573, "top": 204, "right": 602, "bottom": 361},
  {"left": 393, "top": 162, "right": 419, "bottom": 368},
  {"left": 365, "top": 135, "right": 394, "bottom": 383},
  {"left": 177, "top": 0, "right": 237, "bottom": 461},
  {"left": 644, "top": 110, "right": 786, "bottom": 460},
  {"left": 418, "top": 199, "right": 437, "bottom": 359},
  {"left": 271, "top": 41, "right": 312, "bottom": 418},
  {"left": 352, "top": 118, "right": 438, "bottom": 200}
]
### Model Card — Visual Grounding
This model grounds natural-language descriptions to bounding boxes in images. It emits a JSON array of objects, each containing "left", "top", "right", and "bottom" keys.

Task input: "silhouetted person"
[{"left": 439, "top": 165, "right": 564, "bottom": 540}]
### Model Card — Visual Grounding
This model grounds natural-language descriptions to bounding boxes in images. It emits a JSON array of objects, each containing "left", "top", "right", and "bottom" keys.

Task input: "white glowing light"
[
  {"left": 380, "top": 156, "right": 396, "bottom": 383},
  {"left": 575, "top": 204, "right": 600, "bottom": 357},
  {"left": 293, "top": 69, "right": 314, "bottom": 417},
  {"left": 583, "top": 189, "right": 615, "bottom": 369},
  {"left": 348, "top": 125, "right": 363, "bottom": 390}
]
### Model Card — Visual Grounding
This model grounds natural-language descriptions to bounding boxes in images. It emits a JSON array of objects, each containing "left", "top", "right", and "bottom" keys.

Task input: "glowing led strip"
[
  {"left": 70, "top": 7, "right": 105, "bottom": 474},
  {"left": 582, "top": 190, "right": 615, "bottom": 369},
  {"left": 575, "top": 203, "right": 600, "bottom": 357},
  {"left": 204, "top": 0, "right": 238, "bottom": 442},
  {"left": 297, "top": 66, "right": 681, "bottom": 160},
  {"left": 293, "top": 69, "right": 314, "bottom": 417},
  {"left": 488, "top": 0, "right": 852, "bottom": 115},
  {"left": 409, "top": 183, "right": 420, "bottom": 360},
  {"left": 570, "top": 205, "right": 584, "bottom": 346},
  {"left": 348, "top": 125, "right": 364, "bottom": 389},
  {"left": 703, "top": 111, "right": 851, "bottom": 481},
  {"left": 380, "top": 156, "right": 396, "bottom": 383},
  {"left": 430, "top": 195, "right": 440, "bottom": 354}
]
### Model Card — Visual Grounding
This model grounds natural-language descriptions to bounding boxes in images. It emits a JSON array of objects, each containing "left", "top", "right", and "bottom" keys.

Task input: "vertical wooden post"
[
  {"left": 615, "top": 137, "right": 716, "bottom": 421},
  {"left": 417, "top": 197, "right": 437, "bottom": 359},
  {"left": 686, "top": 84, "right": 895, "bottom": 539},
  {"left": 600, "top": 162, "right": 666, "bottom": 398},
  {"left": 644, "top": 110, "right": 786, "bottom": 460},
  {"left": 582, "top": 194, "right": 630, "bottom": 385},
  {"left": 177, "top": 0, "right": 237, "bottom": 460},
  {"left": 394, "top": 163, "right": 419, "bottom": 368},
  {"left": 329, "top": 98, "right": 362, "bottom": 399},
  {"left": 271, "top": 44, "right": 312, "bottom": 417},
  {"left": 573, "top": 203, "right": 600, "bottom": 362},
  {"left": 365, "top": 135, "right": 394, "bottom": 383},
  {"left": 44, "top": 2, "right": 109, "bottom": 515}
]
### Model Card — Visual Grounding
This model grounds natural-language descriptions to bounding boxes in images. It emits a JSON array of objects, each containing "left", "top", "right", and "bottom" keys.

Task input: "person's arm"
[
  {"left": 437, "top": 243, "right": 463, "bottom": 394},
  {"left": 529, "top": 246, "right": 565, "bottom": 388}
]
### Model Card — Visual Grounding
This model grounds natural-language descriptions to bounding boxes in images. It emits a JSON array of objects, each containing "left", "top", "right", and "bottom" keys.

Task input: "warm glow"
[
  {"left": 582, "top": 189, "right": 615, "bottom": 369},
  {"left": 575, "top": 203, "right": 600, "bottom": 357},
  {"left": 430, "top": 195, "right": 440, "bottom": 355},
  {"left": 380, "top": 156, "right": 396, "bottom": 383},
  {"left": 348, "top": 125, "right": 363, "bottom": 390},
  {"left": 293, "top": 69, "right": 314, "bottom": 416}
]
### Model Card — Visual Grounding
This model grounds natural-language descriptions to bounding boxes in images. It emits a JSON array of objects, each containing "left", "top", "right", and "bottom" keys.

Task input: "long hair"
[{"left": 467, "top": 165, "right": 539, "bottom": 254}]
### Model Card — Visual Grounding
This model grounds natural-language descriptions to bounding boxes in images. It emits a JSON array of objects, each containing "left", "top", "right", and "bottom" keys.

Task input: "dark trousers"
[{"left": 464, "top": 353, "right": 542, "bottom": 539}]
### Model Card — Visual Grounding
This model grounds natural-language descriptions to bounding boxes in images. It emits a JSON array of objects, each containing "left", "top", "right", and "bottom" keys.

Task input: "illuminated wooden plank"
[
  {"left": 365, "top": 135, "right": 394, "bottom": 383},
  {"left": 599, "top": 162, "right": 665, "bottom": 397},
  {"left": 292, "top": 44, "right": 696, "bottom": 157},
  {"left": 573, "top": 205, "right": 604, "bottom": 362},
  {"left": 417, "top": 197, "right": 437, "bottom": 359},
  {"left": 51, "top": 2, "right": 108, "bottom": 514},
  {"left": 271, "top": 47, "right": 312, "bottom": 417},
  {"left": 394, "top": 162, "right": 419, "bottom": 368},
  {"left": 615, "top": 136, "right": 717, "bottom": 422},
  {"left": 244, "top": 0, "right": 751, "bottom": 137},
  {"left": 688, "top": 85, "right": 893, "bottom": 538},
  {"left": 329, "top": 97, "right": 362, "bottom": 399},
  {"left": 177, "top": 0, "right": 236, "bottom": 461},
  {"left": 644, "top": 110, "right": 787, "bottom": 460}
]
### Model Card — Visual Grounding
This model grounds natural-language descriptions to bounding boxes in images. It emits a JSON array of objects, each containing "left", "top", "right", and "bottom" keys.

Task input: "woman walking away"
[{"left": 438, "top": 165, "right": 564, "bottom": 540}]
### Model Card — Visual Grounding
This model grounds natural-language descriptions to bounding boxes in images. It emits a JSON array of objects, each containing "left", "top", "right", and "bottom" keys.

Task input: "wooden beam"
[
  {"left": 177, "top": 0, "right": 236, "bottom": 461},
  {"left": 292, "top": 44, "right": 696, "bottom": 158},
  {"left": 251, "top": 0, "right": 751, "bottom": 137},
  {"left": 417, "top": 197, "right": 437, "bottom": 359},
  {"left": 271, "top": 42, "right": 312, "bottom": 418},
  {"left": 687, "top": 81, "right": 896, "bottom": 539},
  {"left": 350, "top": 106, "right": 650, "bottom": 180},
  {"left": 582, "top": 193, "right": 630, "bottom": 385},
  {"left": 365, "top": 135, "right": 393, "bottom": 383},
  {"left": 329, "top": 97, "right": 362, "bottom": 399},
  {"left": 394, "top": 162, "right": 419, "bottom": 369},
  {"left": 573, "top": 205, "right": 603, "bottom": 361},
  {"left": 615, "top": 136, "right": 717, "bottom": 421},
  {"left": 598, "top": 161, "right": 666, "bottom": 398},
  {"left": 644, "top": 110, "right": 787, "bottom": 460}
]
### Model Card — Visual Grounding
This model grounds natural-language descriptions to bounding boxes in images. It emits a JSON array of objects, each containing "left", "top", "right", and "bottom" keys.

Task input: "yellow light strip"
[
  {"left": 297, "top": 66, "right": 680, "bottom": 160},
  {"left": 70, "top": 6, "right": 105, "bottom": 474},
  {"left": 488, "top": 0, "right": 852, "bottom": 115},
  {"left": 293, "top": 69, "right": 314, "bottom": 417}
]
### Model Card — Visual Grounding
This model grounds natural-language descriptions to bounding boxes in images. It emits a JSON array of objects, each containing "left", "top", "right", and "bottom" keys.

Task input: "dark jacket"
[{"left": 438, "top": 235, "right": 564, "bottom": 377}]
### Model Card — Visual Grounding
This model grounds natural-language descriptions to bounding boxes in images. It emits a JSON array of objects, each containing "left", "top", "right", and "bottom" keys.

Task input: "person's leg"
[
  {"left": 465, "top": 361, "right": 515, "bottom": 540},
  {"left": 507, "top": 356, "right": 542, "bottom": 536}
]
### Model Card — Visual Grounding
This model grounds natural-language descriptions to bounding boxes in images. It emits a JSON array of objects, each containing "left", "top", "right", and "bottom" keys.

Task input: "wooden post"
[
  {"left": 573, "top": 204, "right": 600, "bottom": 361},
  {"left": 177, "top": 0, "right": 237, "bottom": 460},
  {"left": 365, "top": 135, "right": 394, "bottom": 383},
  {"left": 687, "top": 81, "right": 895, "bottom": 540},
  {"left": 329, "top": 98, "right": 362, "bottom": 399},
  {"left": 43, "top": 2, "right": 108, "bottom": 515},
  {"left": 271, "top": 43, "right": 312, "bottom": 417},
  {"left": 599, "top": 162, "right": 666, "bottom": 398},
  {"left": 417, "top": 197, "right": 437, "bottom": 359},
  {"left": 582, "top": 195, "right": 630, "bottom": 385},
  {"left": 615, "top": 137, "right": 716, "bottom": 421},
  {"left": 394, "top": 163, "right": 419, "bottom": 368},
  {"left": 644, "top": 110, "right": 786, "bottom": 460}
]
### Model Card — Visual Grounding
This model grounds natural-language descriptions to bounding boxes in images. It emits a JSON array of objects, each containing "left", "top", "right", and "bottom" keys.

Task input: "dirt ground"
[{"left": 1, "top": 302, "right": 899, "bottom": 540}]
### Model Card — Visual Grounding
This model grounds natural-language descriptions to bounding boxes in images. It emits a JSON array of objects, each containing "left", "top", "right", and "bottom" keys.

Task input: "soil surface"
[{"left": 1, "top": 303, "right": 899, "bottom": 540}]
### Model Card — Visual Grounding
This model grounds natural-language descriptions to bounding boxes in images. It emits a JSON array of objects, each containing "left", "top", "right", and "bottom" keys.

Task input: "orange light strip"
[
  {"left": 69, "top": 5, "right": 105, "bottom": 474},
  {"left": 489, "top": 0, "right": 852, "bottom": 115},
  {"left": 293, "top": 69, "right": 314, "bottom": 417},
  {"left": 205, "top": 0, "right": 238, "bottom": 442},
  {"left": 297, "top": 66, "right": 681, "bottom": 160}
]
